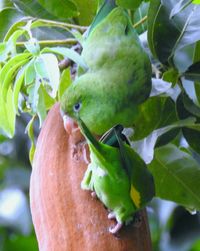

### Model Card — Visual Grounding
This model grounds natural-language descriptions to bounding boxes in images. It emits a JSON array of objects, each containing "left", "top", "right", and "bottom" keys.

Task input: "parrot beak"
[
  {"left": 62, "top": 114, "right": 79, "bottom": 135},
  {"left": 61, "top": 111, "right": 85, "bottom": 146}
]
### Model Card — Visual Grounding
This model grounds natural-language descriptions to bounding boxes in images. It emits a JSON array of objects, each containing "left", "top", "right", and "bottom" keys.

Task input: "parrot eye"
[{"left": 73, "top": 102, "right": 81, "bottom": 112}]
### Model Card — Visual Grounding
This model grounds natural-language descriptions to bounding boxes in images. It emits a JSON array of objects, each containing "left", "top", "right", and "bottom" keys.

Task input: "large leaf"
[
  {"left": 131, "top": 117, "right": 196, "bottom": 164},
  {"left": 42, "top": 47, "right": 88, "bottom": 71},
  {"left": 58, "top": 68, "right": 71, "bottom": 100},
  {"left": 170, "top": 0, "right": 193, "bottom": 18},
  {"left": 148, "top": 0, "right": 200, "bottom": 64},
  {"left": 11, "top": 0, "right": 64, "bottom": 20},
  {"left": 34, "top": 53, "right": 60, "bottom": 98},
  {"left": 131, "top": 96, "right": 165, "bottom": 141},
  {"left": 116, "top": 0, "right": 142, "bottom": 10},
  {"left": 176, "top": 92, "right": 200, "bottom": 154},
  {"left": 133, "top": 2, "right": 149, "bottom": 34},
  {"left": 0, "top": 86, "right": 16, "bottom": 138},
  {"left": 132, "top": 96, "right": 176, "bottom": 141},
  {"left": 74, "top": 0, "right": 98, "bottom": 25},
  {"left": 37, "top": 0, "right": 78, "bottom": 19},
  {"left": 148, "top": 0, "right": 179, "bottom": 63},
  {"left": 25, "top": 116, "right": 36, "bottom": 163},
  {"left": 0, "top": 0, "right": 14, "bottom": 10},
  {"left": 0, "top": 29, "right": 26, "bottom": 63},
  {"left": 0, "top": 7, "right": 23, "bottom": 41},
  {"left": 184, "top": 62, "right": 200, "bottom": 81},
  {"left": 0, "top": 53, "right": 31, "bottom": 100},
  {"left": 4, "top": 17, "right": 70, "bottom": 42},
  {"left": 149, "top": 144, "right": 200, "bottom": 210}
]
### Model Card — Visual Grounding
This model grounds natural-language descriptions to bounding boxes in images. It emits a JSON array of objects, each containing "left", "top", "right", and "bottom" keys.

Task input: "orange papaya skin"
[{"left": 30, "top": 103, "right": 152, "bottom": 251}]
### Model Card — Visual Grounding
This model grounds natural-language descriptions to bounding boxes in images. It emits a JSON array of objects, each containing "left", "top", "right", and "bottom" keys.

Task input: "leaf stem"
[
  {"left": 16, "top": 38, "right": 77, "bottom": 47},
  {"left": 33, "top": 18, "right": 88, "bottom": 32},
  {"left": 133, "top": 15, "right": 147, "bottom": 28}
]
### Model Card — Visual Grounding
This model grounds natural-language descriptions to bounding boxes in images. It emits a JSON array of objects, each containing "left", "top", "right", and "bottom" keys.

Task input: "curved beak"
[{"left": 63, "top": 115, "right": 79, "bottom": 135}]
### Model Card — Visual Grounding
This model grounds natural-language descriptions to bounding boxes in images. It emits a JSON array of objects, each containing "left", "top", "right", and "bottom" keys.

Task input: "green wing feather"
[{"left": 79, "top": 118, "right": 155, "bottom": 223}]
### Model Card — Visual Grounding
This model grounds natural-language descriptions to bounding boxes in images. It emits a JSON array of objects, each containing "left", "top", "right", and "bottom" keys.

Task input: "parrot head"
[
  {"left": 60, "top": 80, "right": 82, "bottom": 135},
  {"left": 60, "top": 72, "right": 117, "bottom": 136},
  {"left": 60, "top": 75, "right": 95, "bottom": 135}
]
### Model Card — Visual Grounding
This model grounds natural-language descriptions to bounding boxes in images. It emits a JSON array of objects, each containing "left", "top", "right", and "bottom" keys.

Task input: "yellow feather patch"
[{"left": 130, "top": 185, "right": 141, "bottom": 208}]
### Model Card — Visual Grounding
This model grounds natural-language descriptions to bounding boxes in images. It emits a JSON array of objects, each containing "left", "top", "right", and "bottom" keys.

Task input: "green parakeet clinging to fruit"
[
  {"left": 60, "top": 6, "right": 152, "bottom": 135},
  {"left": 77, "top": 118, "right": 155, "bottom": 234}
]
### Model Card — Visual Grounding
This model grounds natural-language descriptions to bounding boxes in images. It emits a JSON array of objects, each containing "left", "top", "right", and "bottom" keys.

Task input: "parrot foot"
[
  {"left": 72, "top": 140, "right": 90, "bottom": 164},
  {"left": 109, "top": 222, "right": 123, "bottom": 234},
  {"left": 82, "top": 142, "right": 90, "bottom": 164},
  {"left": 108, "top": 212, "right": 116, "bottom": 220},
  {"left": 91, "top": 191, "right": 97, "bottom": 198}
]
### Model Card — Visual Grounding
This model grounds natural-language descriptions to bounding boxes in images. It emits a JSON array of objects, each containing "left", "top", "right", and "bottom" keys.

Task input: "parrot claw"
[
  {"left": 108, "top": 212, "right": 116, "bottom": 220},
  {"left": 82, "top": 142, "right": 90, "bottom": 164},
  {"left": 109, "top": 222, "right": 123, "bottom": 234},
  {"left": 91, "top": 191, "right": 97, "bottom": 198},
  {"left": 71, "top": 140, "right": 90, "bottom": 164}
]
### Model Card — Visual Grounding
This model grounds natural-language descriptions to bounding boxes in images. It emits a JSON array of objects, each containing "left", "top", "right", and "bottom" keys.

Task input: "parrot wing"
[{"left": 114, "top": 129, "right": 155, "bottom": 209}]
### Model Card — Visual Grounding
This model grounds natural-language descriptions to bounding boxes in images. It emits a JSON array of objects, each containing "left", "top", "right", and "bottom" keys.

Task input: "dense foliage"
[{"left": 0, "top": 0, "right": 200, "bottom": 250}]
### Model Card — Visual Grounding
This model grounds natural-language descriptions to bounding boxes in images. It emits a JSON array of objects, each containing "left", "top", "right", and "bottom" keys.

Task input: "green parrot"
[
  {"left": 61, "top": 6, "right": 152, "bottom": 135},
  {"left": 78, "top": 118, "right": 155, "bottom": 234}
]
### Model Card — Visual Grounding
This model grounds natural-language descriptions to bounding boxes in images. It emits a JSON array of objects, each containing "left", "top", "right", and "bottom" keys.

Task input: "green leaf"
[
  {"left": 3, "top": 17, "right": 31, "bottom": 41},
  {"left": 162, "top": 68, "right": 179, "bottom": 85},
  {"left": 132, "top": 117, "right": 196, "bottom": 164},
  {"left": 131, "top": 97, "right": 165, "bottom": 141},
  {"left": 133, "top": 2, "right": 149, "bottom": 34},
  {"left": 0, "top": 86, "right": 16, "bottom": 138},
  {"left": 184, "top": 62, "right": 200, "bottom": 81},
  {"left": 0, "top": 0, "right": 14, "bottom": 10},
  {"left": 0, "top": 53, "right": 31, "bottom": 100},
  {"left": 41, "top": 47, "right": 88, "bottom": 72},
  {"left": 40, "top": 85, "right": 55, "bottom": 110},
  {"left": 182, "top": 92, "right": 200, "bottom": 117},
  {"left": 0, "top": 7, "right": 23, "bottom": 41},
  {"left": 148, "top": 0, "right": 200, "bottom": 64},
  {"left": 24, "top": 59, "right": 36, "bottom": 86},
  {"left": 74, "top": 0, "right": 98, "bottom": 25},
  {"left": 170, "top": 0, "right": 193, "bottom": 18},
  {"left": 193, "top": 0, "right": 200, "bottom": 3},
  {"left": 2, "top": 59, "right": 28, "bottom": 100},
  {"left": 0, "top": 43, "right": 8, "bottom": 62},
  {"left": 13, "top": 67, "right": 25, "bottom": 113},
  {"left": 149, "top": 144, "right": 200, "bottom": 210},
  {"left": 37, "top": 86, "right": 47, "bottom": 127},
  {"left": 183, "top": 128, "right": 200, "bottom": 154},
  {"left": 37, "top": 0, "right": 78, "bottom": 19},
  {"left": 26, "top": 116, "right": 36, "bottom": 164},
  {"left": 25, "top": 38, "right": 40, "bottom": 55},
  {"left": 4, "top": 28, "right": 25, "bottom": 44},
  {"left": 11, "top": 0, "right": 61, "bottom": 20},
  {"left": 34, "top": 53, "right": 60, "bottom": 98},
  {"left": 58, "top": 68, "right": 71, "bottom": 100},
  {"left": 147, "top": 0, "right": 167, "bottom": 61},
  {"left": 116, "top": 0, "right": 142, "bottom": 10},
  {"left": 27, "top": 78, "right": 41, "bottom": 113},
  {"left": 195, "top": 82, "right": 200, "bottom": 105},
  {"left": 155, "top": 98, "right": 180, "bottom": 147},
  {"left": 0, "top": 29, "right": 27, "bottom": 62},
  {"left": 30, "top": 19, "right": 74, "bottom": 40}
]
